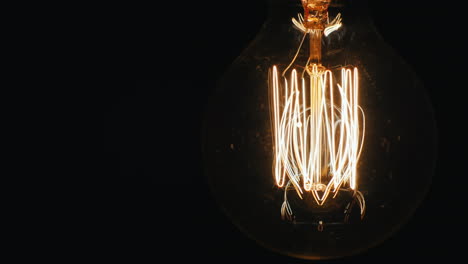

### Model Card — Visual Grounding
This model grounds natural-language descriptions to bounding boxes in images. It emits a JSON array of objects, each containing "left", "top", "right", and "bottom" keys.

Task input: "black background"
[{"left": 103, "top": 0, "right": 466, "bottom": 262}]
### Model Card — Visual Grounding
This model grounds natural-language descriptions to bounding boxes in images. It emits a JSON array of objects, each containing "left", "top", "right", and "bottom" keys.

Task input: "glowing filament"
[{"left": 271, "top": 64, "right": 365, "bottom": 205}]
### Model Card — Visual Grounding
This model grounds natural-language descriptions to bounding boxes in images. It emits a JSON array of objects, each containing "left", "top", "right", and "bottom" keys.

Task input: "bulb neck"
[
  {"left": 302, "top": 0, "right": 330, "bottom": 30},
  {"left": 267, "top": 0, "right": 371, "bottom": 20},
  {"left": 301, "top": 1, "right": 330, "bottom": 64}
]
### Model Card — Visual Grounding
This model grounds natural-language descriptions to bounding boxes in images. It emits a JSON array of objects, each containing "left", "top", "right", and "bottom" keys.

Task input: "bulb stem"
[
  {"left": 309, "top": 31, "right": 322, "bottom": 64},
  {"left": 302, "top": 0, "right": 329, "bottom": 65}
]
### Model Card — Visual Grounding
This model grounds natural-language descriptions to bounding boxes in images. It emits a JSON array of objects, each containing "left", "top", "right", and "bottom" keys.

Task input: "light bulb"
[{"left": 202, "top": 0, "right": 436, "bottom": 259}]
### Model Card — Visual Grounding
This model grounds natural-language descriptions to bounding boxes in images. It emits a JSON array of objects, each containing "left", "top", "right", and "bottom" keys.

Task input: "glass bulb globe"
[{"left": 202, "top": 0, "right": 437, "bottom": 259}]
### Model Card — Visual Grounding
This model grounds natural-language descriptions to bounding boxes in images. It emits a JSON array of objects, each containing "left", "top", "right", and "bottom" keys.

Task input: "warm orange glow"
[
  {"left": 270, "top": 1, "right": 366, "bottom": 221},
  {"left": 270, "top": 64, "right": 365, "bottom": 206}
]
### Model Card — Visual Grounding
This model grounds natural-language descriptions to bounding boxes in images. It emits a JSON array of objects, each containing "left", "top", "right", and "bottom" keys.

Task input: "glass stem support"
[{"left": 309, "top": 31, "right": 322, "bottom": 64}]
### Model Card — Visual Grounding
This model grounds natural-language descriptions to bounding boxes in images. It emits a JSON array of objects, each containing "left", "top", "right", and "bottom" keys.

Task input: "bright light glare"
[{"left": 271, "top": 64, "right": 365, "bottom": 206}]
